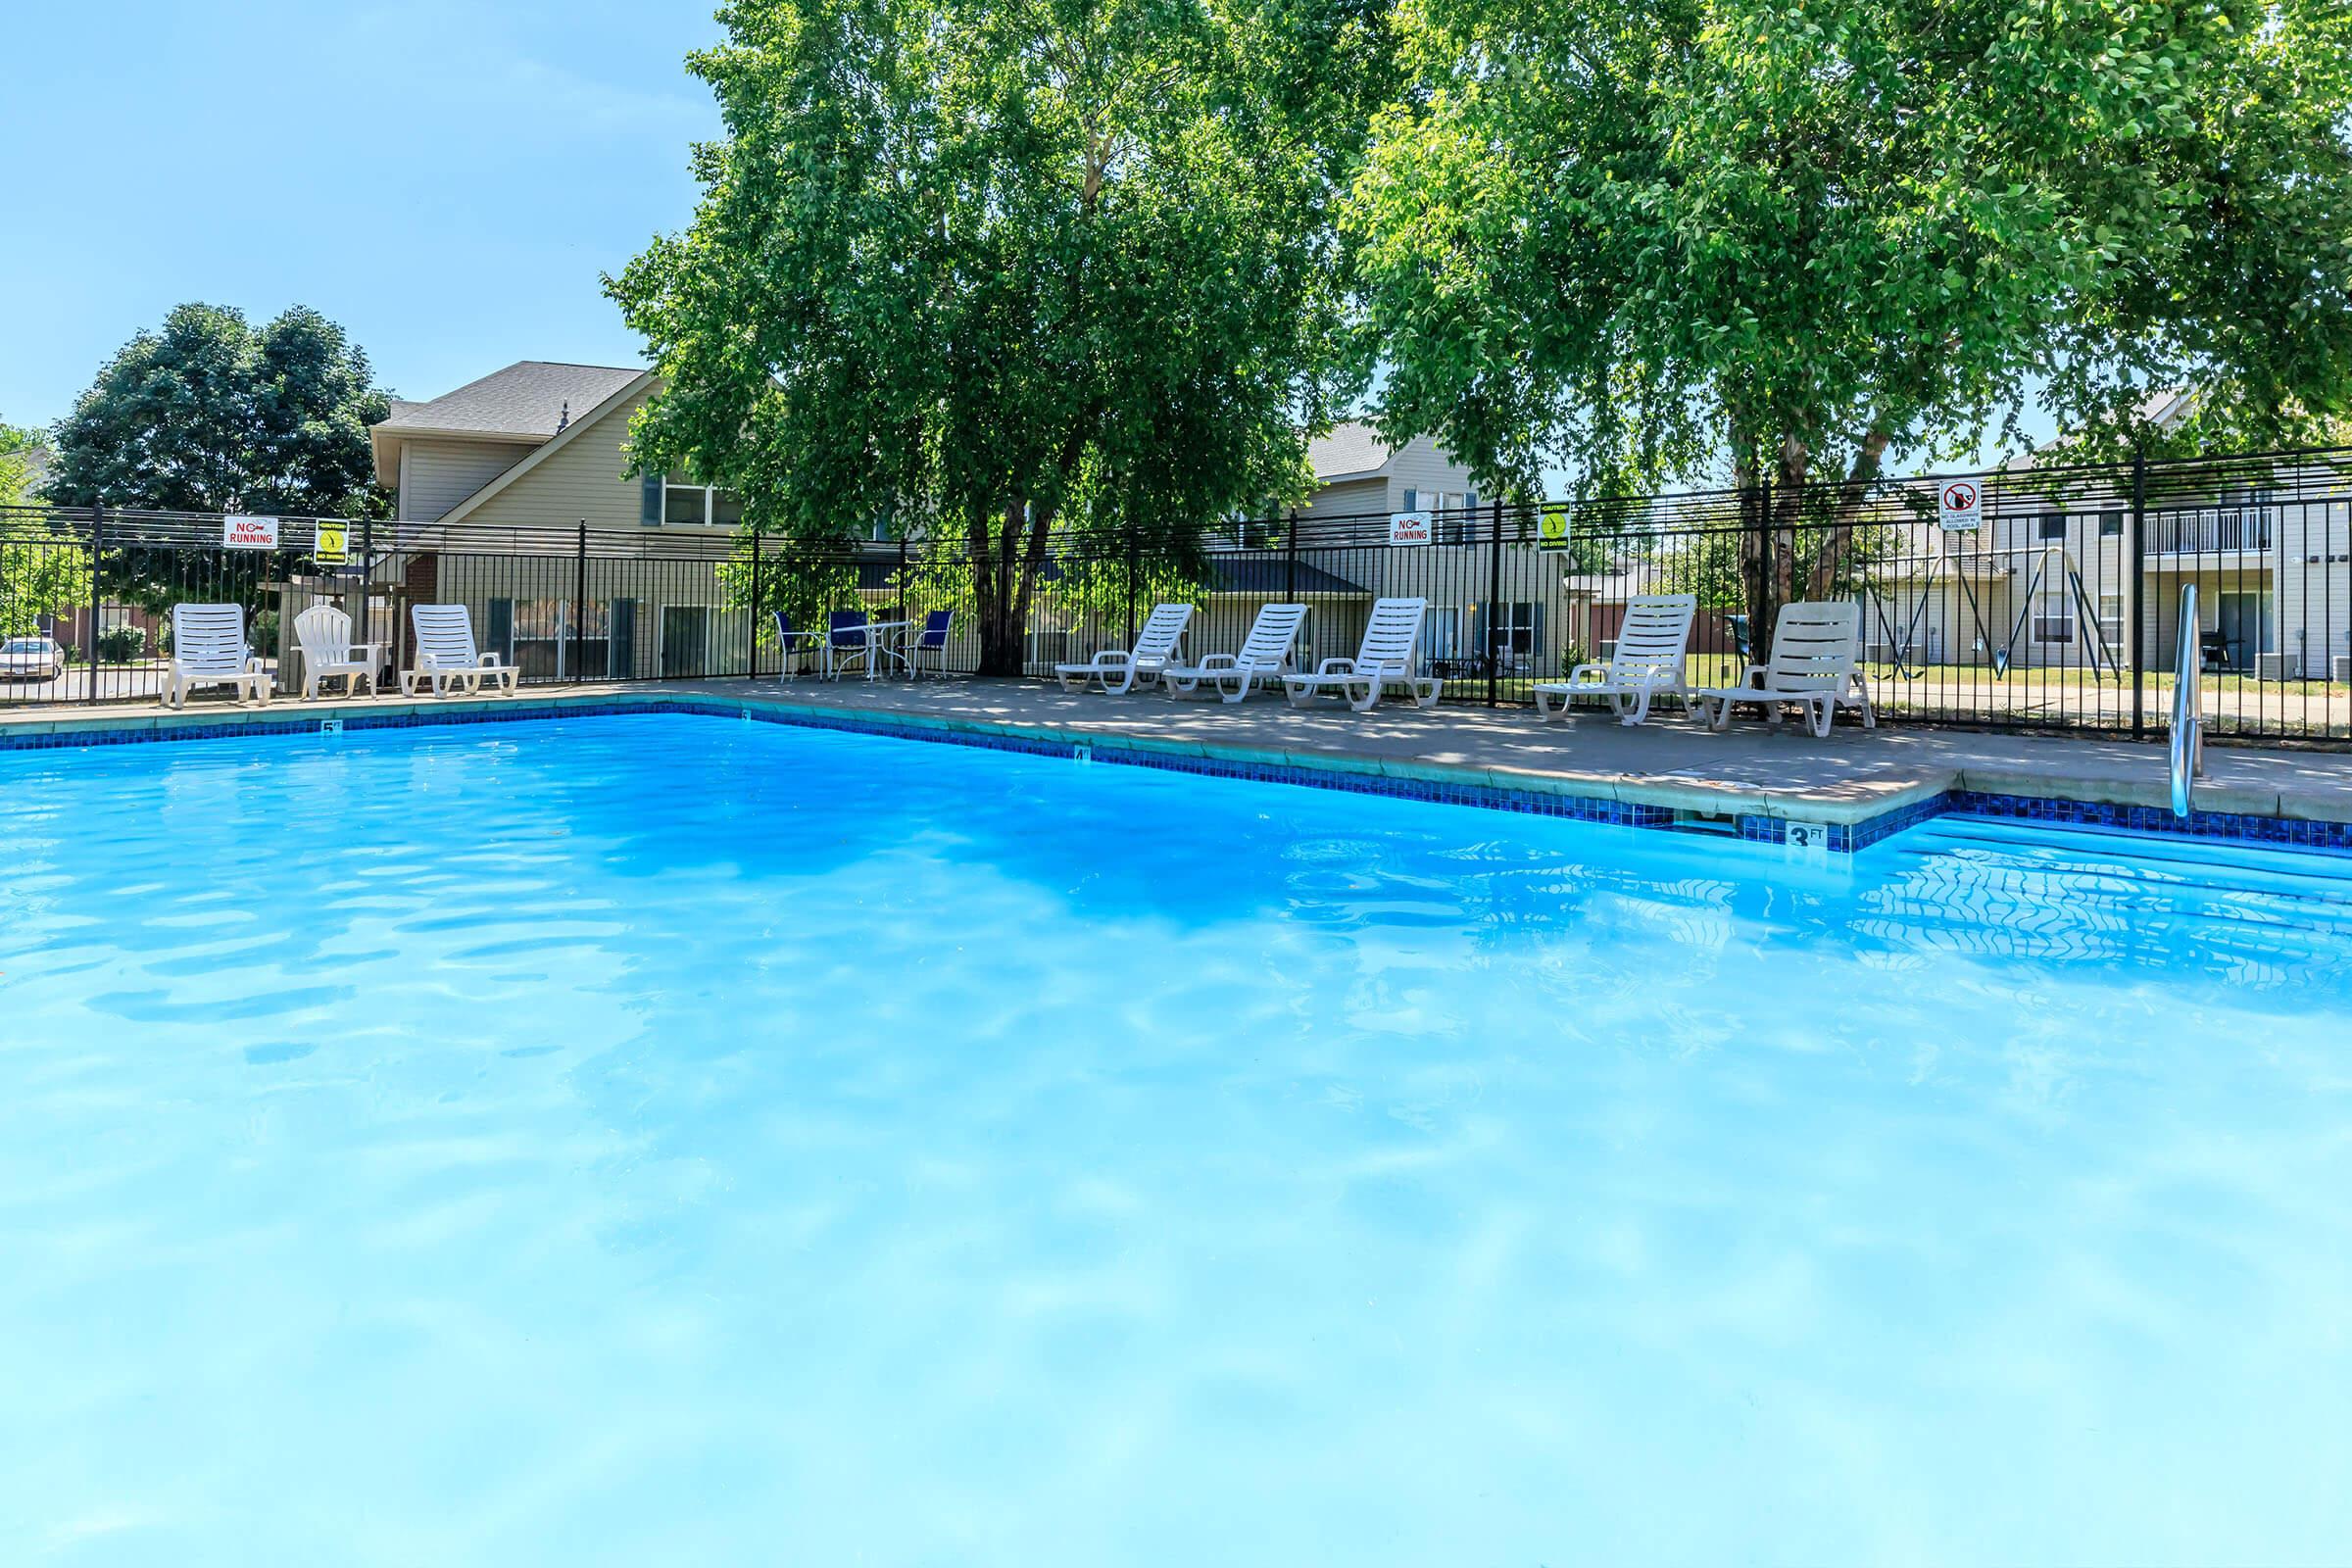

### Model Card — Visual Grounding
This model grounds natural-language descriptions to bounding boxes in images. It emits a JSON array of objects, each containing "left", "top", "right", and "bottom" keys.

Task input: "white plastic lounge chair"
[
  {"left": 292, "top": 603, "right": 380, "bottom": 700},
  {"left": 402, "top": 604, "right": 519, "bottom": 697},
  {"left": 1164, "top": 604, "right": 1309, "bottom": 703},
  {"left": 1534, "top": 594, "right": 1695, "bottom": 725},
  {"left": 1282, "top": 597, "right": 1442, "bottom": 712},
  {"left": 161, "top": 603, "right": 271, "bottom": 709},
  {"left": 1690, "top": 600, "right": 1875, "bottom": 739},
  {"left": 1055, "top": 603, "right": 1192, "bottom": 694}
]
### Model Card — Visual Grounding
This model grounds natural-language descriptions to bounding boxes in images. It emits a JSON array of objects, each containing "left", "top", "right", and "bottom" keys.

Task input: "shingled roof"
[
  {"left": 1306, "top": 420, "right": 1392, "bottom": 481},
  {"left": 373, "top": 362, "right": 644, "bottom": 440}
]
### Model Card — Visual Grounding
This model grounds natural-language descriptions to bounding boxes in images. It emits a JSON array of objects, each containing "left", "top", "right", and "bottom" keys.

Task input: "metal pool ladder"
[{"left": 2172, "top": 583, "right": 2204, "bottom": 817}]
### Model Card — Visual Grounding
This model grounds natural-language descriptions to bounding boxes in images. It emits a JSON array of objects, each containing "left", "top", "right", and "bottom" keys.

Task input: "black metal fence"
[{"left": 5, "top": 442, "right": 2350, "bottom": 742}]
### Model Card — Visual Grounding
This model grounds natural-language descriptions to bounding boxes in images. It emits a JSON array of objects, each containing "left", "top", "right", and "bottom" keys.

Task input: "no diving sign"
[{"left": 1937, "top": 479, "right": 1983, "bottom": 532}]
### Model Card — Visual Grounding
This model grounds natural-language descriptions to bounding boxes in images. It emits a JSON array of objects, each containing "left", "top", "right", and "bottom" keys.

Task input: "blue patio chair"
[
  {"left": 906, "top": 609, "right": 955, "bottom": 678},
  {"left": 825, "top": 610, "right": 871, "bottom": 679},
  {"left": 771, "top": 611, "right": 830, "bottom": 682}
]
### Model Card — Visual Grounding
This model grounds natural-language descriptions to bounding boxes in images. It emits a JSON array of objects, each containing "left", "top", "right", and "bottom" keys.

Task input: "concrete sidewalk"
[{"left": 8, "top": 674, "right": 2350, "bottom": 827}]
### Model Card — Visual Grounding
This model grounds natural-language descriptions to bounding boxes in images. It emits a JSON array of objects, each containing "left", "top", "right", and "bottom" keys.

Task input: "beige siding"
[
  {"left": 1382, "top": 434, "right": 1481, "bottom": 512},
  {"left": 457, "top": 386, "right": 657, "bottom": 531},
  {"left": 1299, "top": 475, "right": 1391, "bottom": 520},
  {"left": 401, "top": 438, "right": 536, "bottom": 521}
]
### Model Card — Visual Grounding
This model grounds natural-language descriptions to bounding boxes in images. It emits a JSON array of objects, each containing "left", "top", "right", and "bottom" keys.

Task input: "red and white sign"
[
  {"left": 1388, "top": 510, "right": 1433, "bottom": 547},
  {"left": 221, "top": 514, "right": 281, "bottom": 550},
  {"left": 1936, "top": 479, "right": 1982, "bottom": 532}
]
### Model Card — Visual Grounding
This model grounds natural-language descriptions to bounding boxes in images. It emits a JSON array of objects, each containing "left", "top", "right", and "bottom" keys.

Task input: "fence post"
[
  {"left": 1284, "top": 509, "right": 1298, "bottom": 603},
  {"left": 749, "top": 529, "right": 763, "bottom": 681},
  {"left": 2130, "top": 445, "right": 2147, "bottom": 740},
  {"left": 1758, "top": 470, "right": 1774, "bottom": 662},
  {"left": 84, "top": 506, "right": 104, "bottom": 706},
  {"left": 1486, "top": 496, "right": 1503, "bottom": 707},
  {"left": 571, "top": 519, "right": 588, "bottom": 683}
]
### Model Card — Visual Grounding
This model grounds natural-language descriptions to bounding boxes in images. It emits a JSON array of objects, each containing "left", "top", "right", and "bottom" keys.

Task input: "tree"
[
  {"left": 609, "top": 0, "right": 1391, "bottom": 672},
  {"left": 1, "top": 421, "right": 87, "bottom": 640},
  {"left": 1347, "top": 0, "right": 2352, "bottom": 649},
  {"left": 45, "top": 303, "right": 393, "bottom": 518}
]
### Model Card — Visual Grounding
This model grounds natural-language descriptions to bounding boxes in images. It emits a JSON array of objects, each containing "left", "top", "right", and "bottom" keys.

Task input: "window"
[
  {"left": 2033, "top": 595, "right": 2075, "bottom": 644},
  {"left": 1425, "top": 607, "right": 1463, "bottom": 662},
  {"left": 2099, "top": 511, "right": 2124, "bottom": 537},
  {"left": 502, "top": 597, "right": 619, "bottom": 679},
  {"left": 2097, "top": 593, "right": 2125, "bottom": 645},
  {"left": 2037, "top": 513, "right": 2068, "bottom": 542},
  {"left": 662, "top": 473, "right": 743, "bottom": 528},
  {"left": 1485, "top": 601, "right": 1542, "bottom": 669}
]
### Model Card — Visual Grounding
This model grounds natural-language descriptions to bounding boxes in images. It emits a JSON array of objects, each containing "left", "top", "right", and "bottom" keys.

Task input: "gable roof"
[
  {"left": 374, "top": 362, "right": 644, "bottom": 440},
  {"left": 1308, "top": 420, "right": 1392, "bottom": 481},
  {"left": 433, "top": 368, "right": 659, "bottom": 526}
]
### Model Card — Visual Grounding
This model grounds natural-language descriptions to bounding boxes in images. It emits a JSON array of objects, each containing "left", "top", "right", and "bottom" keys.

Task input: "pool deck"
[{"left": 8, "top": 675, "right": 2352, "bottom": 832}]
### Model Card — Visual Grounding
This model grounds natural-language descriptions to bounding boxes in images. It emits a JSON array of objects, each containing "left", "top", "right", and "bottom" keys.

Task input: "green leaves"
[
  {"left": 45, "top": 304, "right": 392, "bottom": 519},
  {"left": 613, "top": 0, "right": 1381, "bottom": 668},
  {"left": 1348, "top": 0, "right": 2352, "bottom": 484}
]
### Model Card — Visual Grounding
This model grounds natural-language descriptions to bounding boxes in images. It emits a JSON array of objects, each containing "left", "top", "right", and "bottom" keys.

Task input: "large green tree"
[
  {"left": 45, "top": 302, "right": 393, "bottom": 518},
  {"left": 610, "top": 0, "right": 1390, "bottom": 672},
  {"left": 1348, "top": 0, "right": 2352, "bottom": 647},
  {"left": 1, "top": 421, "right": 86, "bottom": 640}
]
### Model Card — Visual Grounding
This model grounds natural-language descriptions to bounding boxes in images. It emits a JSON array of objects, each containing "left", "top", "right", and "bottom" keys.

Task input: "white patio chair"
[
  {"left": 1164, "top": 603, "right": 1308, "bottom": 703},
  {"left": 291, "top": 603, "right": 380, "bottom": 700},
  {"left": 1282, "top": 597, "right": 1442, "bottom": 712},
  {"left": 1690, "top": 600, "right": 1875, "bottom": 739},
  {"left": 1534, "top": 594, "right": 1695, "bottom": 725},
  {"left": 402, "top": 604, "right": 519, "bottom": 697},
  {"left": 1055, "top": 603, "right": 1192, "bottom": 694},
  {"left": 161, "top": 603, "right": 271, "bottom": 709}
]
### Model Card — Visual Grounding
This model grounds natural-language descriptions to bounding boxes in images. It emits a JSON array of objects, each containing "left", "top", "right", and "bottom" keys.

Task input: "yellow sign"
[
  {"left": 315, "top": 523, "right": 349, "bottom": 565},
  {"left": 1536, "top": 506, "right": 1573, "bottom": 552}
]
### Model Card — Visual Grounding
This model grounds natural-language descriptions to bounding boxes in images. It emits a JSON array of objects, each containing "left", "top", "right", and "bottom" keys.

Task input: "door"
[{"left": 2216, "top": 590, "right": 2274, "bottom": 671}]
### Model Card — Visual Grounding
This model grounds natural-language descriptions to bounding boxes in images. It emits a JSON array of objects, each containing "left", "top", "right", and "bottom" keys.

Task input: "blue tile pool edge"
[{"left": 8, "top": 695, "right": 2350, "bottom": 857}]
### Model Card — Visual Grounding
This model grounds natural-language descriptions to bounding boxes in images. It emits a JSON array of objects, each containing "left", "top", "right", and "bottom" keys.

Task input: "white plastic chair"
[
  {"left": 1055, "top": 603, "right": 1192, "bottom": 694},
  {"left": 1164, "top": 603, "right": 1309, "bottom": 703},
  {"left": 1534, "top": 594, "right": 1695, "bottom": 725},
  {"left": 402, "top": 604, "right": 519, "bottom": 697},
  {"left": 161, "top": 603, "right": 271, "bottom": 709},
  {"left": 1690, "top": 600, "right": 1875, "bottom": 739},
  {"left": 1282, "top": 597, "right": 1442, "bottom": 712},
  {"left": 292, "top": 604, "right": 380, "bottom": 700}
]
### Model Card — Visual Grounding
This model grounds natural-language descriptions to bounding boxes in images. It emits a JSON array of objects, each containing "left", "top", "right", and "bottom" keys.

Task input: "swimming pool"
[{"left": 3, "top": 712, "right": 2347, "bottom": 1564}]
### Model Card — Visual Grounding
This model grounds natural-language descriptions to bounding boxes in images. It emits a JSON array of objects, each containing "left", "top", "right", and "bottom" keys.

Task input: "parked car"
[{"left": 0, "top": 635, "right": 66, "bottom": 681}]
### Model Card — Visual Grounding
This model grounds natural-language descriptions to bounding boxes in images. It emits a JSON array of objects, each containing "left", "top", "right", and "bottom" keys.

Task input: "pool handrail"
[{"left": 2172, "top": 582, "right": 2204, "bottom": 818}]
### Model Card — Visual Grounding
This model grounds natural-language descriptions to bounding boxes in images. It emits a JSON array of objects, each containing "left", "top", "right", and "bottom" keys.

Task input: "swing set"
[{"left": 1861, "top": 542, "right": 2124, "bottom": 682}]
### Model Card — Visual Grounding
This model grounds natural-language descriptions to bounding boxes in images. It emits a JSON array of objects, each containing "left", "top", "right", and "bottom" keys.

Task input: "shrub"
[{"left": 96, "top": 624, "right": 148, "bottom": 662}]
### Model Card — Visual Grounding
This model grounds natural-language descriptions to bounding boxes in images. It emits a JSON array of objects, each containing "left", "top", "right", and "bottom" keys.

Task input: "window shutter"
[
  {"left": 641, "top": 472, "right": 663, "bottom": 527},
  {"left": 608, "top": 598, "right": 636, "bottom": 678},
  {"left": 1402, "top": 488, "right": 1418, "bottom": 513},
  {"left": 486, "top": 598, "right": 514, "bottom": 660},
  {"left": 1466, "top": 603, "right": 1484, "bottom": 664},
  {"left": 1531, "top": 603, "right": 1546, "bottom": 665}
]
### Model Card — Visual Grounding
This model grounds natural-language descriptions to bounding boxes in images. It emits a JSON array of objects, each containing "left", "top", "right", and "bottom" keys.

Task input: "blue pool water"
[{"left": 2, "top": 713, "right": 2348, "bottom": 1565}]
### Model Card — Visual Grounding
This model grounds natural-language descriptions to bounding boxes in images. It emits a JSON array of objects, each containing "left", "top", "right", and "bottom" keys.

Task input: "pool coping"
[{"left": 6, "top": 687, "right": 2351, "bottom": 856}]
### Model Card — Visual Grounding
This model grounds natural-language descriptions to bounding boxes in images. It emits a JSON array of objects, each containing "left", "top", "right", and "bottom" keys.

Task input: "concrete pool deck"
[{"left": 8, "top": 675, "right": 2352, "bottom": 835}]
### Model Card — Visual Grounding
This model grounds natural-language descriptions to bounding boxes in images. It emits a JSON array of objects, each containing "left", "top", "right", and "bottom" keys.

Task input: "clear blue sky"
[{"left": 1, "top": 0, "right": 727, "bottom": 427}]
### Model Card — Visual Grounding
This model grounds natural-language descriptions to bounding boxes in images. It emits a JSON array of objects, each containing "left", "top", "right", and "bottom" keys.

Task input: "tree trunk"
[
  {"left": 971, "top": 498, "right": 1056, "bottom": 676},
  {"left": 1736, "top": 433, "right": 1820, "bottom": 662},
  {"left": 1804, "top": 428, "right": 1890, "bottom": 603}
]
